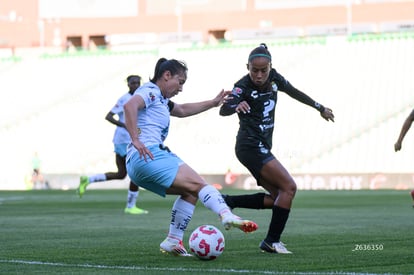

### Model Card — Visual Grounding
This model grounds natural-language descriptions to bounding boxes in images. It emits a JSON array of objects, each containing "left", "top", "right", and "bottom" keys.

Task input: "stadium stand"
[{"left": 1, "top": 33, "right": 413, "bottom": 189}]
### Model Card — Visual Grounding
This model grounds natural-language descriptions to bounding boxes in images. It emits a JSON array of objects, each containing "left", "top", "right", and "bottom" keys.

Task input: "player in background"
[
  {"left": 77, "top": 75, "right": 148, "bottom": 215},
  {"left": 393, "top": 108, "right": 414, "bottom": 207},
  {"left": 124, "top": 58, "right": 258, "bottom": 256},
  {"left": 31, "top": 151, "right": 50, "bottom": 189},
  {"left": 219, "top": 43, "right": 335, "bottom": 254}
]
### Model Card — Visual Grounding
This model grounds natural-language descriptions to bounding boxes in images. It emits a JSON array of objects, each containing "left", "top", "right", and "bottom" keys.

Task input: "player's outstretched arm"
[
  {"left": 171, "top": 89, "right": 230, "bottom": 117},
  {"left": 394, "top": 109, "right": 414, "bottom": 152}
]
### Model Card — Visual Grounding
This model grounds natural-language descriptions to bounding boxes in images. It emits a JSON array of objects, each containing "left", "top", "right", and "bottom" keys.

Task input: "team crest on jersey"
[
  {"left": 148, "top": 92, "right": 156, "bottom": 101},
  {"left": 232, "top": 87, "right": 243, "bottom": 95},
  {"left": 271, "top": 81, "right": 278, "bottom": 92}
]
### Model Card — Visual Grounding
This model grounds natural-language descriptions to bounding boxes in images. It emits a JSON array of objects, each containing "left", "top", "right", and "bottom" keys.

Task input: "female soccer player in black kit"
[{"left": 220, "top": 43, "right": 335, "bottom": 254}]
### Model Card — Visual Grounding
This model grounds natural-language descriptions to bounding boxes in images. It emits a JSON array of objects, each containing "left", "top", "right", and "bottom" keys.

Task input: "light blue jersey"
[
  {"left": 111, "top": 92, "right": 132, "bottom": 145},
  {"left": 131, "top": 82, "right": 171, "bottom": 147}
]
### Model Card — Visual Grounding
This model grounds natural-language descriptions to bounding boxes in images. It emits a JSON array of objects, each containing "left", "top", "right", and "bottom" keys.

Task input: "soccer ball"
[{"left": 189, "top": 225, "right": 225, "bottom": 260}]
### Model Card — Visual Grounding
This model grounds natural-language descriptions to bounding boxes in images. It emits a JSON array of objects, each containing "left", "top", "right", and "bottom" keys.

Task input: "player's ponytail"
[{"left": 150, "top": 58, "right": 168, "bottom": 83}]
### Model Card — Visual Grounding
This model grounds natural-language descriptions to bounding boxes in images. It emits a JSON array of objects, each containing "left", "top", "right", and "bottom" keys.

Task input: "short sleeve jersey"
[
  {"left": 230, "top": 69, "right": 289, "bottom": 150},
  {"left": 133, "top": 82, "right": 172, "bottom": 146},
  {"left": 110, "top": 92, "right": 133, "bottom": 144}
]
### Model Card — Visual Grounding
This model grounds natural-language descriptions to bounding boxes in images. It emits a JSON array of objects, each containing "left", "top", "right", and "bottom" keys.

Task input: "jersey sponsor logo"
[
  {"left": 259, "top": 123, "right": 274, "bottom": 132},
  {"left": 149, "top": 92, "right": 156, "bottom": 101},
  {"left": 251, "top": 90, "right": 258, "bottom": 99},
  {"left": 263, "top": 99, "right": 275, "bottom": 118}
]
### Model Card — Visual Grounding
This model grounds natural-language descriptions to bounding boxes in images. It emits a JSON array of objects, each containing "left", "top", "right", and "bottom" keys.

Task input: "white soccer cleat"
[
  {"left": 220, "top": 213, "right": 258, "bottom": 233},
  {"left": 160, "top": 238, "right": 192, "bottom": 257},
  {"left": 259, "top": 240, "right": 292, "bottom": 254}
]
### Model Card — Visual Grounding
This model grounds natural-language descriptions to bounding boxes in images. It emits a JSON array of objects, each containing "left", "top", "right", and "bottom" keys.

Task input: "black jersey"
[{"left": 220, "top": 68, "right": 325, "bottom": 150}]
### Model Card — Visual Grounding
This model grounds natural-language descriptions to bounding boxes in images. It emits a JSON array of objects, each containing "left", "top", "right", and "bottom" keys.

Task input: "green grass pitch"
[{"left": 0, "top": 189, "right": 413, "bottom": 274}]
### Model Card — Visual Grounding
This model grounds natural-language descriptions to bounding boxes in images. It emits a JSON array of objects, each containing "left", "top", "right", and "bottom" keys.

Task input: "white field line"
[
  {"left": 0, "top": 259, "right": 402, "bottom": 275},
  {"left": 0, "top": 196, "right": 24, "bottom": 204}
]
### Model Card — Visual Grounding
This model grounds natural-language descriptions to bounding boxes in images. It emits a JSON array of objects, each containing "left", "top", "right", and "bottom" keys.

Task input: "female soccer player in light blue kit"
[{"left": 124, "top": 58, "right": 258, "bottom": 256}]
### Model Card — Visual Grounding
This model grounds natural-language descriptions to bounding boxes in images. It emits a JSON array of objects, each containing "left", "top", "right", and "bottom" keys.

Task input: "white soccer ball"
[{"left": 189, "top": 224, "right": 225, "bottom": 260}]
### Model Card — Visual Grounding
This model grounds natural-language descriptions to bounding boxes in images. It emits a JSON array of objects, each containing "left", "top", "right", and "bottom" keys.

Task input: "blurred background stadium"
[{"left": 1, "top": 0, "right": 413, "bottom": 190}]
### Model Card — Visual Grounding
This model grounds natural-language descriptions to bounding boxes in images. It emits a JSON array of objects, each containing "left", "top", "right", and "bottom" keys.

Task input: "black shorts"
[{"left": 235, "top": 142, "right": 275, "bottom": 183}]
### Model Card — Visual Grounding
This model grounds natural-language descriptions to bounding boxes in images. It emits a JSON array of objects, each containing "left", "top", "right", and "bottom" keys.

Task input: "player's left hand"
[{"left": 321, "top": 107, "right": 335, "bottom": 122}]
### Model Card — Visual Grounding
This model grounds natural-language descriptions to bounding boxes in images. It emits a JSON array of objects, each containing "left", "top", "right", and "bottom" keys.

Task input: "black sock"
[
  {"left": 224, "top": 192, "right": 266, "bottom": 209},
  {"left": 265, "top": 205, "right": 290, "bottom": 243}
]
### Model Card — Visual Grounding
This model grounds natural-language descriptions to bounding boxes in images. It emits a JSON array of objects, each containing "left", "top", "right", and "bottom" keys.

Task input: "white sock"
[
  {"left": 167, "top": 197, "right": 195, "bottom": 241},
  {"left": 89, "top": 173, "right": 106, "bottom": 183},
  {"left": 126, "top": 190, "right": 138, "bottom": 208},
  {"left": 198, "top": 185, "right": 231, "bottom": 216}
]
